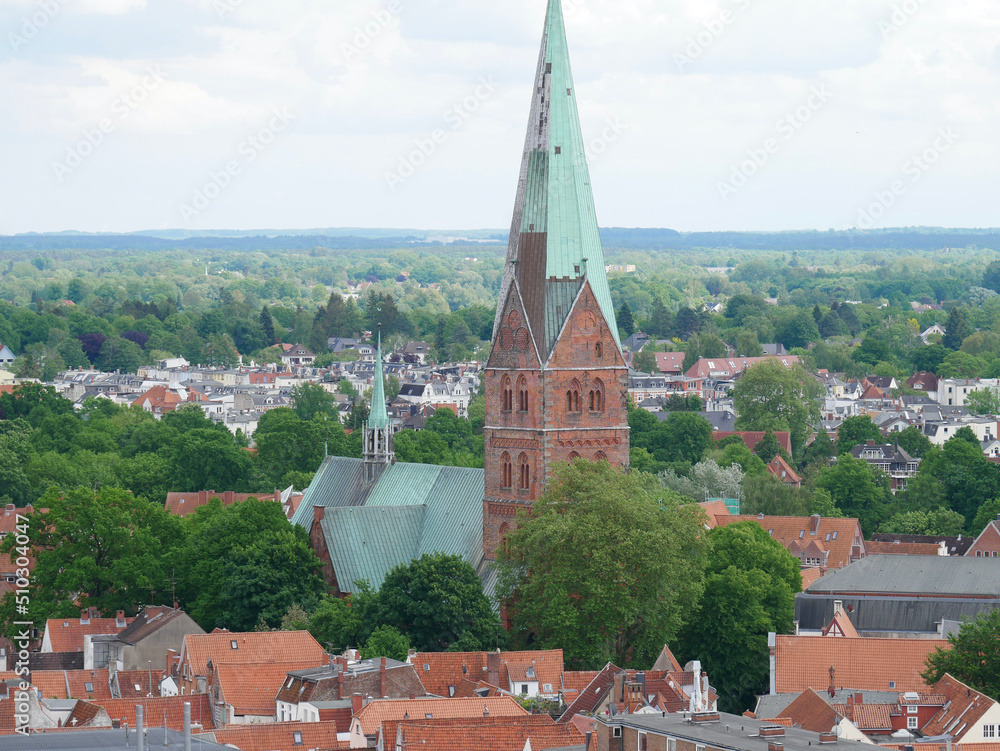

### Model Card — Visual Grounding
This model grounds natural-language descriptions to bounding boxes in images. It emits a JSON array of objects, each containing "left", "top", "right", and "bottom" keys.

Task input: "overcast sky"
[{"left": 1, "top": 0, "right": 998, "bottom": 234}]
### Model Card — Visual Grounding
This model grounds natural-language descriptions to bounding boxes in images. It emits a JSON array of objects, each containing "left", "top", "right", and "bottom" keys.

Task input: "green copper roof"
[
  {"left": 368, "top": 329, "right": 390, "bottom": 428},
  {"left": 494, "top": 0, "right": 620, "bottom": 355}
]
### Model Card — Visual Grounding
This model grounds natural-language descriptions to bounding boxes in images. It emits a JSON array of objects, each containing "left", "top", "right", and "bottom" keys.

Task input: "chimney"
[
  {"left": 136, "top": 705, "right": 144, "bottom": 751},
  {"left": 116, "top": 611, "right": 126, "bottom": 628},
  {"left": 760, "top": 726, "right": 786, "bottom": 738},
  {"left": 768, "top": 743, "right": 784, "bottom": 751},
  {"left": 337, "top": 666, "right": 345, "bottom": 698},
  {"left": 80, "top": 610, "right": 90, "bottom": 626},
  {"left": 819, "top": 732, "right": 838, "bottom": 744},
  {"left": 351, "top": 693, "right": 363, "bottom": 716},
  {"left": 828, "top": 666, "right": 836, "bottom": 699},
  {"left": 487, "top": 650, "right": 501, "bottom": 687},
  {"left": 854, "top": 692, "right": 863, "bottom": 705},
  {"left": 184, "top": 701, "right": 192, "bottom": 751},
  {"left": 314, "top": 505, "right": 325, "bottom": 526},
  {"left": 380, "top": 657, "right": 387, "bottom": 698}
]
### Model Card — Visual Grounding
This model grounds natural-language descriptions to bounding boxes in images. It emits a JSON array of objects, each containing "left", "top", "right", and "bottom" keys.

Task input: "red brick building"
[{"left": 482, "top": 0, "right": 629, "bottom": 559}]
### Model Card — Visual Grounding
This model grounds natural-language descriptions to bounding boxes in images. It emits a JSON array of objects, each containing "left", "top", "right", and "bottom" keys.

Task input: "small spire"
[{"left": 368, "top": 325, "right": 390, "bottom": 429}]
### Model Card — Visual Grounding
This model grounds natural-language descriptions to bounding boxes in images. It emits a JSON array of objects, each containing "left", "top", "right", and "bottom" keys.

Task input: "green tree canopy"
[
  {"left": 498, "top": 460, "right": 708, "bottom": 669},
  {"left": 836, "top": 415, "right": 883, "bottom": 455},
  {"left": 815, "top": 454, "right": 896, "bottom": 535},
  {"left": 731, "top": 361, "right": 821, "bottom": 457},
  {"left": 291, "top": 382, "right": 337, "bottom": 421},
  {"left": 924, "top": 609, "right": 1000, "bottom": 700},
  {"left": 680, "top": 521, "right": 801, "bottom": 713}
]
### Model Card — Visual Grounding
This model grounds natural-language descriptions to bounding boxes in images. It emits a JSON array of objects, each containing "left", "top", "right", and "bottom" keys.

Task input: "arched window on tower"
[
  {"left": 566, "top": 380, "right": 581, "bottom": 412},
  {"left": 501, "top": 375, "right": 513, "bottom": 412},
  {"left": 499, "top": 522, "right": 511, "bottom": 555},
  {"left": 518, "top": 453, "right": 530, "bottom": 490},
  {"left": 500, "top": 452, "right": 512, "bottom": 488},
  {"left": 595, "top": 450, "right": 608, "bottom": 463},
  {"left": 568, "top": 451, "right": 581, "bottom": 462},
  {"left": 589, "top": 378, "right": 605, "bottom": 412},
  {"left": 517, "top": 376, "right": 529, "bottom": 412},
  {"left": 595, "top": 342, "right": 603, "bottom": 359}
]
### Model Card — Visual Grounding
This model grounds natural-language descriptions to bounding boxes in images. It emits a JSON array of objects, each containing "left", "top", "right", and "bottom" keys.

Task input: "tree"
[
  {"left": 880, "top": 508, "right": 966, "bottom": 536},
  {"left": 815, "top": 455, "right": 895, "bottom": 535},
  {"left": 633, "top": 349, "right": 657, "bottom": 374},
  {"left": 679, "top": 522, "right": 801, "bottom": 713},
  {"left": 260, "top": 305, "right": 276, "bottom": 345},
  {"left": 967, "top": 389, "right": 1000, "bottom": 416},
  {"left": 924, "top": 609, "right": 1000, "bottom": 700},
  {"left": 291, "top": 382, "right": 337, "bottom": 421},
  {"left": 803, "top": 429, "right": 836, "bottom": 467},
  {"left": 253, "top": 409, "right": 325, "bottom": 487},
  {"left": 836, "top": 416, "right": 883, "bottom": 455},
  {"left": 617, "top": 302, "right": 635, "bottom": 338},
  {"left": 658, "top": 460, "right": 743, "bottom": 502},
  {"left": 983, "top": 261, "right": 1000, "bottom": 294},
  {"left": 922, "top": 438, "right": 1000, "bottom": 527},
  {"left": 739, "top": 475, "right": 812, "bottom": 517},
  {"left": 308, "top": 595, "right": 366, "bottom": 653},
  {"left": 774, "top": 309, "right": 820, "bottom": 350},
  {"left": 97, "top": 337, "right": 145, "bottom": 373},
  {"left": 647, "top": 299, "right": 674, "bottom": 338},
  {"left": 942, "top": 307, "right": 971, "bottom": 351},
  {"left": 971, "top": 498, "right": 1000, "bottom": 536},
  {"left": 724, "top": 294, "right": 768, "bottom": 326},
  {"left": 498, "top": 460, "right": 708, "bottom": 669},
  {"left": 661, "top": 412, "right": 714, "bottom": 465},
  {"left": 938, "top": 351, "right": 988, "bottom": 379},
  {"left": 169, "top": 428, "right": 254, "bottom": 493},
  {"left": 753, "top": 432, "right": 782, "bottom": 464},
  {"left": 896, "top": 425, "right": 932, "bottom": 458},
  {"left": 818, "top": 310, "right": 847, "bottom": 338},
  {"left": 910, "top": 344, "right": 949, "bottom": 374},
  {"left": 362, "top": 626, "right": 411, "bottom": 661},
  {"left": 175, "top": 498, "right": 324, "bottom": 630},
  {"left": 719, "top": 443, "right": 768, "bottom": 477},
  {"left": 676, "top": 307, "right": 701, "bottom": 340},
  {"left": 0, "top": 487, "right": 182, "bottom": 634},
  {"left": 736, "top": 330, "right": 764, "bottom": 357},
  {"left": 371, "top": 553, "right": 501, "bottom": 652},
  {"left": 731, "top": 361, "right": 821, "bottom": 457}
]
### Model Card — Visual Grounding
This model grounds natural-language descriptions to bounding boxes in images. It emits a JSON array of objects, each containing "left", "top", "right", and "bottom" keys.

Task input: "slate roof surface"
[
  {"left": 804, "top": 555, "right": 1000, "bottom": 597},
  {"left": 774, "top": 635, "right": 947, "bottom": 693}
]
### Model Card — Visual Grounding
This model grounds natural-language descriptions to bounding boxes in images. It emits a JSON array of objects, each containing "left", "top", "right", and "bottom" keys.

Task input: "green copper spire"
[
  {"left": 369, "top": 327, "right": 390, "bottom": 429},
  {"left": 494, "top": 0, "right": 620, "bottom": 357}
]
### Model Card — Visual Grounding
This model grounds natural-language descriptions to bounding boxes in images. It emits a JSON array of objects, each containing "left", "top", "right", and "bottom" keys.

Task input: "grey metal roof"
[
  {"left": 755, "top": 690, "right": 902, "bottom": 719},
  {"left": 805, "top": 555, "right": 1000, "bottom": 597},
  {"left": 795, "top": 594, "right": 999, "bottom": 633},
  {"left": 0, "top": 728, "right": 229, "bottom": 750}
]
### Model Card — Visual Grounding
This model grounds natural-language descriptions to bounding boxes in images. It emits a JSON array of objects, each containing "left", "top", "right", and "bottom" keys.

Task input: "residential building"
[
  {"left": 41, "top": 609, "right": 132, "bottom": 657},
  {"left": 712, "top": 515, "right": 865, "bottom": 570},
  {"left": 937, "top": 378, "right": 1000, "bottom": 407},
  {"left": 209, "top": 660, "right": 322, "bottom": 726},
  {"left": 766, "top": 455, "right": 801, "bottom": 487},
  {"left": 684, "top": 354, "right": 802, "bottom": 380},
  {"left": 393, "top": 715, "right": 584, "bottom": 751},
  {"left": 869, "top": 532, "right": 974, "bottom": 557},
  {"left": 0, "top": 344, "right": 14, "bottom": 368},
  {"left": 0, "top": 728, "right": 230, "bottom": 751},
  {"left": 280, "top": 344, "right": 316, "bottom": 368},
  {"left": 411, "top": 650, "right": 564, "bottom": 700},
  {"left": 655, "top": 352, "right": 687, "bottom": 376},
  {"left": 275, "top": 657, "right": 425, "bottom": 724},
  {"left": 164, "top": 488, "right": 302, "bottom": 518},
  {"left": 769, "top": 632, "right": 948, "bottom": 693},
  {"left": 481, "top": 0, "right": 630, "bottom": 561},
  {"left": 967, "top": 515, "right": 1000, "bottom": 558},
  {"left": 62, "top": 694, "right": 217, "bottom": 734},
  {"left": 211, "top": 721, "right": 346, "bottom": 751},
  {"left": 849, "top": 441, "right": 921, "bottom": 491},
  {"left": 98, "top": 605, "right": 205, "bottom": 673},
  {"left": 920, "top": 673, "right": 1000, "bottom": 747}
]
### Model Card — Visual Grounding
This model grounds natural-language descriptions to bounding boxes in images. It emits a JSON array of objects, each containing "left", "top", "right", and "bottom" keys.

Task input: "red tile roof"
[
  {"left": 212, "top": 721, "right": 347, "bottom": 751},
  {"left": 835, "top": 702, "right": 895, "bottom": 730},
  {"left": 922, "top": 674, "right": 997, "bottom": 741},
  {"left": 777, "top": 689, "right": 844, "bottom": 733},
  {"left": 164, "top": 490, "right": 283, "bottom": 516},
  {"left": 686, "top": 355, "right": 802, "bottom": 380},
  {"left": 822, "top": 611, "right": 860, "bottom": 638},
  {"left": 114, "top": 670, "right": 161, "bottom": 699},
  {"left": 774, "top": 635, "right": 948, "bottom": 693},
  {"left": 801, "top": 567, "right": 824, "bottom": 588},
  {"left": 353, "top": 696, "right": 528, "bottom": 737},
  {"left": 866, "top": 540, "right": 944, "bottom": 556},
  {"left": 181, "top": 630, "right": 324, "bottom": 682},
  {"left": 411, "top": 650, "right": 563, "bottom": 697},
  {"left": 714, "top": 515, "right": 865, "bottom": 569},
  {"left": 66, "top": 694, "right": 216, "bottom": 731},
  {"left": 31, "top": 669, "right": 111, "bottom": 700},
  {"left": 43, "top": 615, "right": 133, "bottom": 653},
  {"left": 215, "top": 660, "right": 325, "bottom": 716},
  {"left": 397, "top": 716, "right": 584, "bottom": 751}
]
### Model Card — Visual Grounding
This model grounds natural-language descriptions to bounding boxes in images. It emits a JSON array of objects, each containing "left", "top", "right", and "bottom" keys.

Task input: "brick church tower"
[{"left": 482, "top": 0, "right": 630, "bottom": 559}]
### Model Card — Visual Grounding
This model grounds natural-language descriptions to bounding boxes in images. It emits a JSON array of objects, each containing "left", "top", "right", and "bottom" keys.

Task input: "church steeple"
[
  {"left": 494, "top": 0, "right": 619, "bottom": 361},
  {"left": 363, "top": 326, "right": 393, "bottom": 481}
]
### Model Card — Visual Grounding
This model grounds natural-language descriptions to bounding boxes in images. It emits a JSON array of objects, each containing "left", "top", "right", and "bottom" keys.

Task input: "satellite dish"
[{"left": 833, "top": 724, "right": 843, "bottom": 736}]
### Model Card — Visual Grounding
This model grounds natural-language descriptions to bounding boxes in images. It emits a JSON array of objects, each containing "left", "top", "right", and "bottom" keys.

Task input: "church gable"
[
  {"left": 546, "top": 280, "right": 625, "bottom": 370},
  {"left": 487, "top": 281, "right": 541, "bottom": 371}
]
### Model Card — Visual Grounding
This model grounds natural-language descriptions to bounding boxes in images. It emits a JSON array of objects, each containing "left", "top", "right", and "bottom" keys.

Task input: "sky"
[{"left": 1, "top": 0, "right": 998, "bottom": 235}]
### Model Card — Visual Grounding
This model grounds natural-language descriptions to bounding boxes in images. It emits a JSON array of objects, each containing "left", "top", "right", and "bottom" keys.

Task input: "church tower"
[
  {"left": 483, "top": 0, "right": 630, "bottom": 559},
  {"left": 363, "top": 327, "right": 394, "bottom": 483}
]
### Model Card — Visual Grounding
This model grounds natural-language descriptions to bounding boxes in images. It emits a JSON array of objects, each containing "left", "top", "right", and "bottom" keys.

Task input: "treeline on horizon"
[{"left": 2, "top": 226, "right": 999, "bottom": 252}]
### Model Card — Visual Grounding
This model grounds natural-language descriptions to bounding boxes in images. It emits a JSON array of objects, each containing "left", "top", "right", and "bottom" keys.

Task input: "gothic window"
[
  {"left": 501, "top": 375, "right": 513, "bottom": 412},
  {"left": 589, "top": 378, "right": 605, "bottom": 411},
  {"left": 568, "top": 451, "right": 581, "bottom": 461},
  {"left": 517, "top": 376, "right": 529, "bottom": 412},
  {"left": 518, "top": 453, "right": 530, "bottom": 490},
  {"left": 595, "top": 342, "right": 603, "bottom": 359},
  {"left": 595, "top": 451, "right": 608, "bottom": 463},
  {"left": 499, "top": 523, "right": 511, "bottom": 555},
  {"left": 566, "top": 380, "right": 581, "bottom": 412},
  {"left": 501, "top": 452, "right": 512, "bottom": 488}
]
